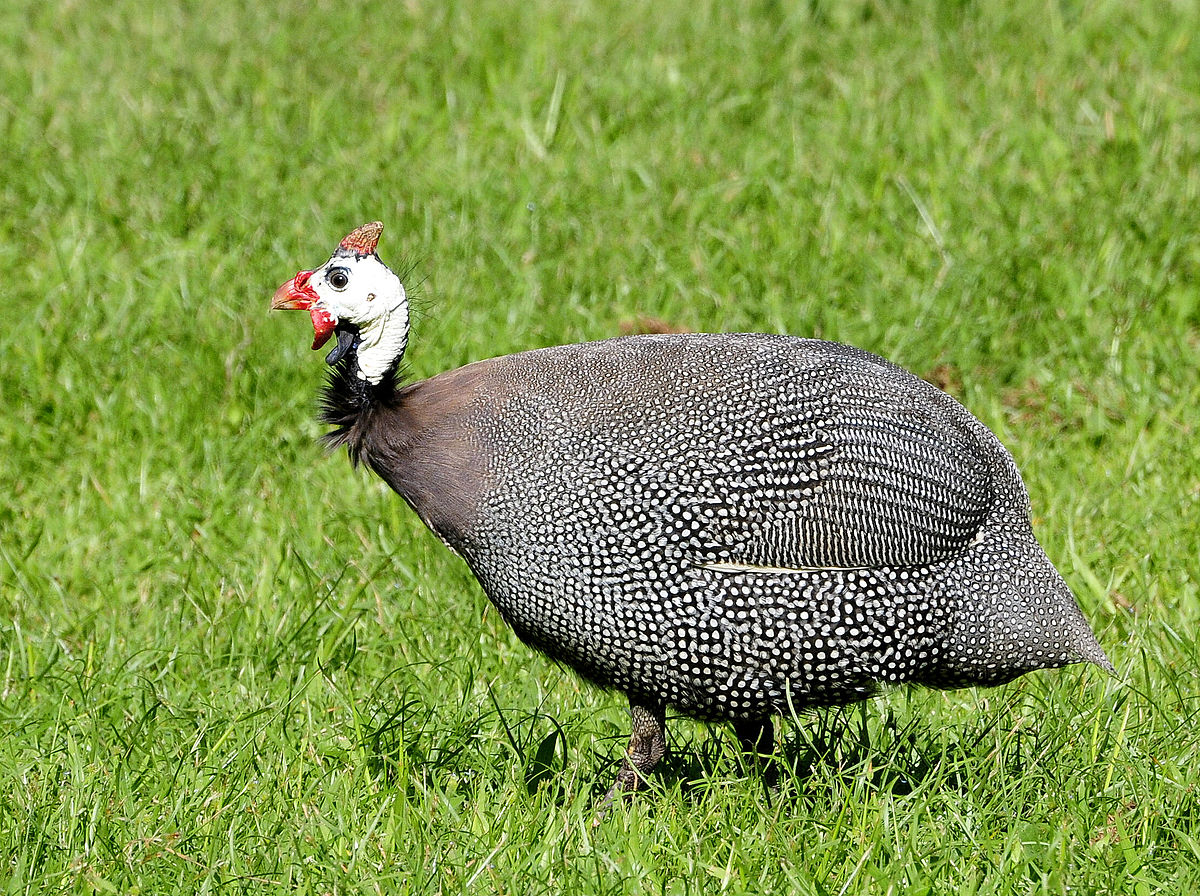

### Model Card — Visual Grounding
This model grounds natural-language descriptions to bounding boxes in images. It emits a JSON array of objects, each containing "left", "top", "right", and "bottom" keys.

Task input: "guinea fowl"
[{"left": 272, "top": 222, "right": 1112, "bottom": 801}]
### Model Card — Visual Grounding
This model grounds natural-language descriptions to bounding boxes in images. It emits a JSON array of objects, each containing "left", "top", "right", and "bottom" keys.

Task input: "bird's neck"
[
  {"left": 354, "top": 308, "right": 410, "bottom": 387},
  {"left": 320, "top": 340, "right": 404, "bottom": 460}
]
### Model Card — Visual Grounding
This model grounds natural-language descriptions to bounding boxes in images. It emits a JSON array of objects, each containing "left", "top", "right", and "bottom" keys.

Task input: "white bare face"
[
  {"left": 273, "top": 228, "right": 411, "bottom": 385},
  {"left": 307, "top": 251, "right": 407, "bottom": 327}
]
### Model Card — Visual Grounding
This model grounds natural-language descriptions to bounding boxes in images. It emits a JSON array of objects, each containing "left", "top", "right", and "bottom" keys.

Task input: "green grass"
[{"left": 3, "top": 0, "right": 1199, "bottom": 892}]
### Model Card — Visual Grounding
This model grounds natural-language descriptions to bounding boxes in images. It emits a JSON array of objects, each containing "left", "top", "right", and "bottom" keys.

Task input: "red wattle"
[{"left": 310, "top": 307, "right": 337, "bottom": 350}]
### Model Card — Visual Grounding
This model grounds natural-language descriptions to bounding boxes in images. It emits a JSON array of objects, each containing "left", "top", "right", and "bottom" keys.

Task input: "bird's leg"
[
  {"left": 595, "top": 700, "right": 667, "bottom": 817},
  {"left": 733, "top": 715, "right": 777, "bottom": 785}
]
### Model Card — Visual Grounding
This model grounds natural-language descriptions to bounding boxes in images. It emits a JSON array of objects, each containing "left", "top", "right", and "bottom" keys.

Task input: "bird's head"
[{"left": 271, "top": 221, "right": 410, "bottom": 385}]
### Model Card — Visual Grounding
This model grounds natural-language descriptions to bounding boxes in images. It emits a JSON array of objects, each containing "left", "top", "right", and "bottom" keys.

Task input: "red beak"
[
  {"left": 271, "top": 270, "right": 337, "bottom": 350},
  {"left": 271, "top": 270, "right": 318, "bottom": 310}
]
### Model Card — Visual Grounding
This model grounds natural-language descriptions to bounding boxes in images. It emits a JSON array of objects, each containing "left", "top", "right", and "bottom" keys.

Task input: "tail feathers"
[{"left": 1074, "top": 629, "right": 1117, "bottom": 676}]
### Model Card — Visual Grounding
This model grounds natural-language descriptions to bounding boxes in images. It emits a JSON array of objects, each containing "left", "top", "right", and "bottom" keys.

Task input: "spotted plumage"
[{"left": 273, "top": 223, "right": 1112, "bottom": 802}]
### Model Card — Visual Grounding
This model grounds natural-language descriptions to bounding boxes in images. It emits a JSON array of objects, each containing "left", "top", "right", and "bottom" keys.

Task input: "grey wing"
[{"left": 668, "top": 346, "right": 995, "bottom": 571}]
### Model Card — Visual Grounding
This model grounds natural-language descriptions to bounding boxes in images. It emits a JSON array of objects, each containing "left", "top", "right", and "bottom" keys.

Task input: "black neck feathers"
[{"left": 319, "top": 354, "right": 402, "bottom": 463}]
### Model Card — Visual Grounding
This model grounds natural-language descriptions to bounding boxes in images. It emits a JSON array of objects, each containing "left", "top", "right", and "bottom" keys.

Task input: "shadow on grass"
[
  {"left": 587, "top": 703, "right": 966, "bottom": 808},
  {"left": 353, "top": 679, "right": 1159, "bottom": 816},
  {"left": 585, "top": 690, "right": 1107, "bottom": 812}
]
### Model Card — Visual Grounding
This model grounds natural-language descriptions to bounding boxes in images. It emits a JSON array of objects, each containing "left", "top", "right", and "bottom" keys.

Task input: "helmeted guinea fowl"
[{"left": 272, "top": 221, "right": 1112, "bottom": 801}]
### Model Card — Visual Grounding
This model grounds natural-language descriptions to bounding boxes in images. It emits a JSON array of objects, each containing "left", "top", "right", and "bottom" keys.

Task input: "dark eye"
[{"left": 328, "top": 268, "right": 350, "bottom": 290}]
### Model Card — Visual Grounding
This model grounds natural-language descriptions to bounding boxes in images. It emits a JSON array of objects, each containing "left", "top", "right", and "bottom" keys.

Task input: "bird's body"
[
  {"left": 325, "top": 331, "right": 1107, "bottom": 717},
  {"left": 273, "top": 223, "right": 1111, "bottom": 800}
]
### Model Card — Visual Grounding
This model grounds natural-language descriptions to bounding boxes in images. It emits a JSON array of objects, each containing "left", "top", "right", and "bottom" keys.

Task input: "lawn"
[{"left": 3, "top": 0, "right": 1199, "bottom": 892}]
